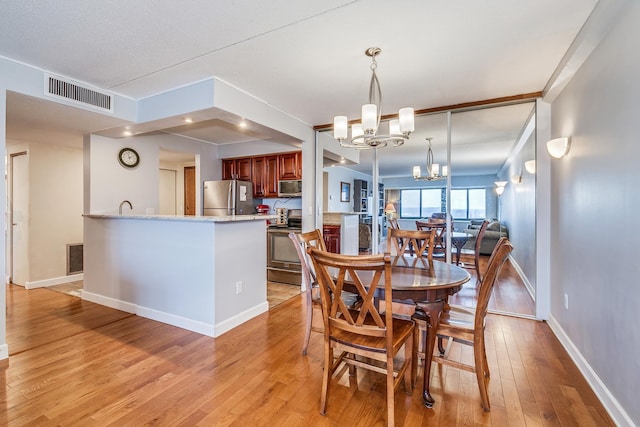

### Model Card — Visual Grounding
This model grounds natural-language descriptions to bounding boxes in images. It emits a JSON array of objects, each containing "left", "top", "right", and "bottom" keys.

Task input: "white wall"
[
  {"left": 0, "top": 88, "right": 7, "bottom": 359},
  {"left": 86, "top": 133, "right": 218, "bottom": 215},
  {"left": 501, "top": 130, "right": 537, "bottom": 293},
  {"left": 6, "top": 142, "right": 83, "bottom": 286},
  {"left": 323, "top": 166, "right": 371, "bottom": 213},
  {"left": 549, "top": 2, "right": 639, "bottom": 425},
  {"left": 29, "top": 143, "right": 83, "bottom": 282}
]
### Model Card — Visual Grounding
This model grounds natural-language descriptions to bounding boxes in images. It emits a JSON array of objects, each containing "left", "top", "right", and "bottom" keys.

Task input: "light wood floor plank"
[{"left": 2, "top": 283, "right": 615, "bottom": 426}]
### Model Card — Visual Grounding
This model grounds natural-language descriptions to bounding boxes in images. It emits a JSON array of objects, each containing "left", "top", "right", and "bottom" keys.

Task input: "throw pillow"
[{"left": 487, "top": 221, "right": 501, "bottom": 231}]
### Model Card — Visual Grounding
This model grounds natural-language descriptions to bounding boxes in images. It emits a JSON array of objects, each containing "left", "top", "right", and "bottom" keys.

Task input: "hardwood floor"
[
  {"left": 2, "top": 283, "right": 613, "bottom": 426},
  {"left": 451, "top": 253, "right": 536, "bottom": 316}
]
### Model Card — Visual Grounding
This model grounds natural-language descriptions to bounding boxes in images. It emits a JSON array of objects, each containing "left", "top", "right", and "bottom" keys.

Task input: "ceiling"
[{"left": 1, "top": 0, "right": 599, "bottom": 175}]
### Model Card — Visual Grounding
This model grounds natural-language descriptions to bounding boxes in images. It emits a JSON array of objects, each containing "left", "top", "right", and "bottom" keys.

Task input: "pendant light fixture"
[
  {"left": 333, "top": 47, "right": 414, "bottom": 149},
  {"left": 413, "top": 137, "right": 448, "bottom": 181}
]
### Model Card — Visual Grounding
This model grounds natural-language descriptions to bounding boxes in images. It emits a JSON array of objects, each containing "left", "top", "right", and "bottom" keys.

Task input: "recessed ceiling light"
[
  {"left": 239, "top": 120, "right": 247, "bottom": 128},
  {"left": 123, "top": 130, "right": 132, "bottom": 137},
  {"left": 184, "top": 117, "right": 193, "bottom": 123}
]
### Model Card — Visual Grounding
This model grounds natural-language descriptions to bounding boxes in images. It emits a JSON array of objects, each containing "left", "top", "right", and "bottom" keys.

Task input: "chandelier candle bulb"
[
  {"left": 399, "top": 107, "right": 415, "bottom": 132},
  {"left": 431, "top": 164, "right": 440, "bottom": 177},
  {"left": 389, "top": 119, "right": 400, "bottom": 135},
  {"left": 362, "top": 104, "right": 377, "bottom": 132},
  {"left": 413, "top": 166, "right": 421, "bottom": 178},
  {"left": 334, "top": 116, "right": 348, "bottom": 140}
]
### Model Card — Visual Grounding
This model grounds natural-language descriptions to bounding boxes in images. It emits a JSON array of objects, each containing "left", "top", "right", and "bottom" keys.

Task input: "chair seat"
[{"left": 332, "top": 316, "right": 415, "bottom": 354}]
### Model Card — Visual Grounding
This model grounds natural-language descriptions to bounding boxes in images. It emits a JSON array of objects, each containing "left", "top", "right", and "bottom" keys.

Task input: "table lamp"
[{"left": 384, "top": 202, "right": 396, "bottom": 219}]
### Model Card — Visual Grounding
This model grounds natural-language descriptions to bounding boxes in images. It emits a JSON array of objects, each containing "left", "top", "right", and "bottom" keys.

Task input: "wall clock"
[{"left": 118, "top": 147, "right": 140, "bottom": 168}]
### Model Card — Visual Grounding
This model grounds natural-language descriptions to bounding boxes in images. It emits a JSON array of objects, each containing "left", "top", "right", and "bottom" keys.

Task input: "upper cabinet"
[
  {"left": 222, "top": 151, "right": 300, "bottom": 198},
  {"left": 222, "top": 157, "right": 252, "bottom": 181},
  {"left": 278, "top": 151, "right": 302, "bottom": 180},
  {"left": 251, "top": 155, "right": 278, "bottom": 198}
]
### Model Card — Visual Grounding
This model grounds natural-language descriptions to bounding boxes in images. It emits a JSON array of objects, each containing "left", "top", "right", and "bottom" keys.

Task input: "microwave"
[{"left": 278, "top": 179, "right": 302, "bottom": 197}]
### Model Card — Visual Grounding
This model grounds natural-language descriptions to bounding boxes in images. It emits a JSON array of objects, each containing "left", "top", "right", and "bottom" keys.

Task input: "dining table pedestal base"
[{"left": 415, "top": 300, "right": 445, "bottom": 408}]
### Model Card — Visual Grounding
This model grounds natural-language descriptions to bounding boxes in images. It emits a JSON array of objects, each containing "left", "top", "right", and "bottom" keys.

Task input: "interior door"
[
  {"left": 159, "top": 168, "right": 177, "bottom": 215},
  {"left": 184, "top": 166, "right": 196, "bottom": 215},
  {"left": 10, "top": 152, "right": 28, "bottom": 285}
]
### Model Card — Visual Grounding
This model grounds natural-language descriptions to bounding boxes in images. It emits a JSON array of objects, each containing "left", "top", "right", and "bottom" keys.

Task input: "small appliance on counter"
[
  {"left": 274, "top": 207, "right": 288, "bottom": 226},
  {"left": 256, "top": 204, "right": 270, "bottom": 215},
  {"left": 287, "top": 209, "right": 302, "bottom": 228}
]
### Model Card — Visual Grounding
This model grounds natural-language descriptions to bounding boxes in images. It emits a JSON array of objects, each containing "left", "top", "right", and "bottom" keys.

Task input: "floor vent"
[
  {"left": 45, "top": 73, "right": 113, "bottom": 112},
  {"left": 67, "top": 243, "right": 84, "bottom": 275}
]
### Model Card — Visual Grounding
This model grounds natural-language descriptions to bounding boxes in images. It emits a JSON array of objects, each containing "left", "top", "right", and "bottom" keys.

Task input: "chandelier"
[
  {"left": 413, "top": 137, "right": 448, "bottom": 181},
  {"left": 333, "top": 47, "right": 414, "bottom": 149}
]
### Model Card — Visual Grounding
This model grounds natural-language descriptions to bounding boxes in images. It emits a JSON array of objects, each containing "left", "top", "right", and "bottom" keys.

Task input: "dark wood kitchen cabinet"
[
  {"left": 221, "top": 151, "right": 300, "bottom": 197},
  {"left": 323, "top": 225, "right": 340, "bottom": 253},
  {"left": 222, "top": 158, "right": 252, "bottom": 181},
  {"left": 250, "top": 155, "right": 279, "bottom": 198},
  {"left": 278, "top": 151, "right": 302, "bottom": 180},
  {"left": 251, "top": 156, "right": 266, "bottom": 197},
  {"left": 265, "top": 155, "right": 279, "bottom": 197}
]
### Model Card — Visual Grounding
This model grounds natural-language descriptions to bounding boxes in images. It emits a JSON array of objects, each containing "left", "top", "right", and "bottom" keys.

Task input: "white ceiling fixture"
[
  {"left": 333, "top": 47, "right": 414, "bottom": 149},
  {"left": 413, "top": 137, "right": 448, "bottom": 181}
]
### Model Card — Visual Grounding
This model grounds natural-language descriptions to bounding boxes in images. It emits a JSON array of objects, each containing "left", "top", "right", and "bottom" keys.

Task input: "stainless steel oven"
[{"left": 267, "top": 227, "right": 302, "bottom": 285}]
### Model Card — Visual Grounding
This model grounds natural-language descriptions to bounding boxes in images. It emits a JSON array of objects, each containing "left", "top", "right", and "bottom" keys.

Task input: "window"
[
  {"left": 399, "top": 188, "right": 486, "bottom": 219},
  {"left": 400, "top": 188, "right": 443, "bottom": 218}
]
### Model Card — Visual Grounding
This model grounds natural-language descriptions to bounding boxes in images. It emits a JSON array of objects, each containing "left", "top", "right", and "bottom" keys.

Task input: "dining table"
[{"left": 351, "top": 257, "right": 471, "bottom": 408}]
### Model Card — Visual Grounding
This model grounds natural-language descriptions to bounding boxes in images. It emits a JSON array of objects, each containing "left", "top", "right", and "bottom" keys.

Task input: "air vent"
[
  {"left": 67, "top": 243, "right": 84, "bottom": 275},
  {"left": 45, "top": 73, "right": 113, "bottom": 112}
]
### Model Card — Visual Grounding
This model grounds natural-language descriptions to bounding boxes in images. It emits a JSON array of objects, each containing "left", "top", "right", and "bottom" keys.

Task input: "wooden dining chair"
[
  {"left": 418, "top": 237, "right": 513, "bottom": 411},
  {"left": 288, "top": 229, "right": 326, "bottom": 355},
  {"left": 416, "top": 220, "right": 447, "bottom": 256},
  {"left": 471, "top": 220, "right": 490, "bottom": 284},
  {"left": 308, "top": 248, "right": 415, "bottom": 427},
  {"left": 386, "top": 228, "right": 436, "bottom": 269},
  {"left": 388, "top": 217, "right": 399, "bottom": 230}
]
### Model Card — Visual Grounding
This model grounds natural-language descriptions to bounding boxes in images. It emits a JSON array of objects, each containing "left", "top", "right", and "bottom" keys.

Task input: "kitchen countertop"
[
  {"left": 84, "top": 214, "right": 277, "bottom": 222},
  {"left": 323, "top": 211, "right": 362, "bottom": 225}
]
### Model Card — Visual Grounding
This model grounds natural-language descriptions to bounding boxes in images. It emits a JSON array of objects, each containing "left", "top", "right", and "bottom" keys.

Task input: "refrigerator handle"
[{"left": 228, "top": 181, "right": 233, "bottom": 215}]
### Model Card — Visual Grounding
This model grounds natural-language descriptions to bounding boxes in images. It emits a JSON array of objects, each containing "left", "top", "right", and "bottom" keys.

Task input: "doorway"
[
  {"left": 9, "top": 151, "right": 28, "bottom": 285},
  {"left": 184, "top": 166, "right": 195, "bottom": 215}
]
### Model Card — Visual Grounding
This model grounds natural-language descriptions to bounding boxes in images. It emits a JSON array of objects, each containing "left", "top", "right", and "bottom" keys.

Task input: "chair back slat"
[
  {"left": 473, "top": 220, "right": 490, "bottom": 283},
  {"left": 309, "top": 249, "right": 392, "bottom": 340},
  {"left": 416, "top": 220, "right": 448, "bottom": 254},
  {"left": 474, "top": 237, "right": 513, "bottom": 328},
  {"left": 387, "top": 228, "right": 435, "bottom": 268},
  {"left": 289, "top": 229, "right": 326, "bottom": 292}
]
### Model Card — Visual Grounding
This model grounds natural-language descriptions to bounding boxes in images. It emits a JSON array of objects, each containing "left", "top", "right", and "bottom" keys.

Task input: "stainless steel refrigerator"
[{"left": 203, "top": 180, "right": 254, "bottom": 216}]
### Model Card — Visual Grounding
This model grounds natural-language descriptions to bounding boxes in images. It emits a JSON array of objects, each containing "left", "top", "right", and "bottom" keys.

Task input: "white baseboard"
[
  {"left": 0, "top": 343, "right": 8, "bottom": 361},
  {"left": 82, "top": 291, "right": 268, "bottom": 338},
  {"left": 214, "top": 302, "right": 269, "bottom": 337},
  {"left": 25, "top": 273, "right": 84, "bottom": 289},
  {"left": 547, "top": 315, "right": 635, "bottom": 427},
  {"left": 136, "top": 305, "right": 216, "bottom": 337},
  {"left": 507, "top": 255, "right": 535, "bottom": 301},
  {"left": 81, "top": 291, "right": 136, "bottom": 313}
]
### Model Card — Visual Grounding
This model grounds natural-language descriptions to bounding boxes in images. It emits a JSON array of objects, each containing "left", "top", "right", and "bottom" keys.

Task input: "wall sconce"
[
  {"left": 547, "top": 137, "right": 571, "bottom": 158},
  {"left": 510, "top": 174, "right": 522, "bottom": 184},
  {"left": 495, "top": 181, "right": 507, "bottom": 195},
  {"left": 524, "top": 160, "right": 536, "bottom": 174}
]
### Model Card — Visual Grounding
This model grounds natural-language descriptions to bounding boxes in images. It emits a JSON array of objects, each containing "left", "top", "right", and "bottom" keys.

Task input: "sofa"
[{"left": 462, "top": 219, "right": 508, "bottom": 255}]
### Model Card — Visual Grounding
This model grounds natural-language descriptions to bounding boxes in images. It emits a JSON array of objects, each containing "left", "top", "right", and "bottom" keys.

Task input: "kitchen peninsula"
[{"left": 83, "top": 214, "right": 275, "bottom": 337}]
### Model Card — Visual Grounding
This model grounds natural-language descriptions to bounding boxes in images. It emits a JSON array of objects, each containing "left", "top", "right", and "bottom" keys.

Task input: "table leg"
[
  {"left": 452, "top": 242, "right": 464, "bottom": 265},
  {"left": 416, "top": 300, "right": 444, "bottom": 408}
]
